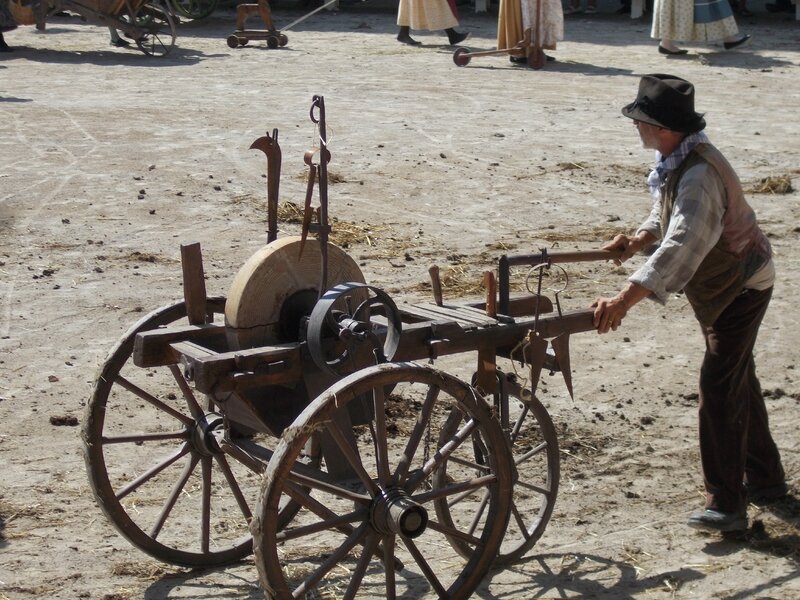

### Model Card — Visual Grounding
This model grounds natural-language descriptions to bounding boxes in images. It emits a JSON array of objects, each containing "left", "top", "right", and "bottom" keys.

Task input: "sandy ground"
[{"left": 1, "top": 4, "right": 800, "bottom": 599}]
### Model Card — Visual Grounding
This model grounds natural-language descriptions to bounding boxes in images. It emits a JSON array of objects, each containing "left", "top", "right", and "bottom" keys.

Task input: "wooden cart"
[
  {"left": 23, "top": 0, "right": 177, "bottom": 56},
  {"left": 83, "top": 96, "right": 619, "bottom": 598}
]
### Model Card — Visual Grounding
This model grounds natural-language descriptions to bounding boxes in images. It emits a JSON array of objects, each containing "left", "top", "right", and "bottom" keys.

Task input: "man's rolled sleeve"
[{"left": 630, "top": 264, "right": 670, "bottom": 304}]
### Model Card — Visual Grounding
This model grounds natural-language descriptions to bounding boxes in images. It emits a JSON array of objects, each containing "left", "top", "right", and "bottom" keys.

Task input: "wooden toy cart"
[{"left": 82, "top": 95, "right": 619, "bottom": 598}]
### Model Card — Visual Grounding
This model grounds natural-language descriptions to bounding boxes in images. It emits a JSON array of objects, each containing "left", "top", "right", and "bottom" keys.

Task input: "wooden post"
[
  {"left": 180, "top": 242, "right": 208, "bottom": 326},
  {"left": 475, "top": 270, "right": 498, "bottom": 396},
  {"left": 484, "top": 271, "right": 496, "bottom": 318},
  {"left": 429, "top": 265, "right": 444, "bottom": 307}
]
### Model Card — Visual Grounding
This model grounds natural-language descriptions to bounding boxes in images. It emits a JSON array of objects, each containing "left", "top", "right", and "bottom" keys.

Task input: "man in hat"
[{"left": 592, "top": 74, "right": 787, "bottom": 532}]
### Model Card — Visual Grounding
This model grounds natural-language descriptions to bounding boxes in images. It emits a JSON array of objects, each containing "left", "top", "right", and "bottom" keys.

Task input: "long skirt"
[
  {"left": 397, "top": 0, "right": 459, "bottom": 31},
  {"left": 652, "top": 0, "right": 739, "bottom": 42},
  {"left": 497, "top": 0, "right": 563, "bottom": 52}
]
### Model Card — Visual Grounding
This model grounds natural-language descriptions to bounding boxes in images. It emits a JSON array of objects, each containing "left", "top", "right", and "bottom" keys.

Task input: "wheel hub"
[
  {"left": 370, "top": 487, "right": 428, "bottom": 538},
  {"left": 190, "top": 413, "right": 226, "bottom": 456}
]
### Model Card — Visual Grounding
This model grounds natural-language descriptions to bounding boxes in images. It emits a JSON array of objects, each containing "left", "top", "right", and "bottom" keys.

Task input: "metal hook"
[
  {"left": 309, "top": 95, "right": 322, "bottom": 124},
  {"left": 524, "top": 262, "right": 569, "bottom": 319}
]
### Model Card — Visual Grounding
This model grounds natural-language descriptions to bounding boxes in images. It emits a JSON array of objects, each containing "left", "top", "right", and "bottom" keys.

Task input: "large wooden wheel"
[
  {"left": 82, "top": 298, "right": 299, "bottom": 567},
  {"left": 132, "top": 1, "right": 177, "bottom": 57},
  {"left": 252, "top": 362, "right": 514, "bottom": 599},
  {"left": 434, "top": 370, "right": 559, "bottom": 564}
]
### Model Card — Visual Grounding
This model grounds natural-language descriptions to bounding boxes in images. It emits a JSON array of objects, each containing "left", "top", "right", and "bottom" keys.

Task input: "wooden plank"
[
  {"left": 399, "top": 304, "right": 463, "bottom": 325},
  {"left": 188, "top": 344, "right": 303, "bottom": 394},
  {"left": 170, "top": 340, "right": 219, "bottom": 360},
  {"left": 134, "top": 324, "right": 227, "bottom": 368},
  {"left": 411, "top": 302, "right": 498, "bottom": 327},
  {"left": 394, "top": 309, "right": 596, "bottom": 362}
]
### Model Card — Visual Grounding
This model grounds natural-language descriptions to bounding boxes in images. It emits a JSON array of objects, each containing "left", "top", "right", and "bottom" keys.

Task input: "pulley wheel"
[{"left": 306, "top": 282, "right": 402, "bottom": 377}]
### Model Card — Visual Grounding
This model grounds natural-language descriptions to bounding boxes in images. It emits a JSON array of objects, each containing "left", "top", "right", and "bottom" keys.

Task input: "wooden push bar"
[{"left": 498, "top": 249, "right": 622, "bottom": 315}]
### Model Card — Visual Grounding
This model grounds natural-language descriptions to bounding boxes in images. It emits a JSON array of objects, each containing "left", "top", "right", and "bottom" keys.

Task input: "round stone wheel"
[{"left": 225, "top": 236, "right": 365, "bottom": 350}]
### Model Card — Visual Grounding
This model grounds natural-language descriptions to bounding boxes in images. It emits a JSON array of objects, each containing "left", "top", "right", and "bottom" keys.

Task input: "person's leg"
[
  {"left": 742, "top": 361, "right": 786, "bottom": 499},
  {"left": 723, "top": 33, "right": 751, "bottom": 50},
  {"left": 109, "top": 25, "right": 130, "bottom": 46},
  {"left": 735, "top": 0, "right": 754, "bottom": 16},
  {"left": 697, "top": 288, "right": 774, "bottom": 515},
  {"left": 397, "top": 25, "right": 420, "bottom": 45},
  {"left": 0, "top": 31, "right": 10, "bottom": 52},
  {"left": 740, "top": 303, "right": 785, "bottom": 494},
  {"left": 658, "top": 38, "right": 688, "bottom": 54},
  {"left": 444, "top": 27, "right": 469, "bottom": 45}
]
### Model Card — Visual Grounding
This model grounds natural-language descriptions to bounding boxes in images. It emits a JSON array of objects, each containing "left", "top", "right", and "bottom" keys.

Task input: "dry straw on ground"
[
  {"left": 277, "top": 201, "right": 390, "bottom": 249},
  {"left": 747, "top": 174, "right": 794, "bottom": 194}
]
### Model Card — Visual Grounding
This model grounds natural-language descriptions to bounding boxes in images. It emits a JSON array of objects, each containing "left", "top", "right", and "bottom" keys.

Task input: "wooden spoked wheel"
[
  {"left": 82, "top": 298, "right": 299, "bottom": 567},
  {"left": 169, "top": 0, "right": 219, "bottom": 20},
  {"left": 133, "top": 1, "right": 177, "bottom": 57},
  {"left": 252, "top": 362, "right": 514, "bottom": 599},
  {"left": 434, "top": 371, "right": 559, "bottom": 564}
]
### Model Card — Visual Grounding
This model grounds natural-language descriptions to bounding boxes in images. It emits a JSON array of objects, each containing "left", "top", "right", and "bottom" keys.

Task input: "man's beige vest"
[{"left": 661, "top": 143, "right": 771, "bottom": 326}]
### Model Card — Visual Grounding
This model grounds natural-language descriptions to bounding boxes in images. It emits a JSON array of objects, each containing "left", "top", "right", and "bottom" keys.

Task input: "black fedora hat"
[{"left": 622, "top": 74, "right": 706, "bottom": 133}]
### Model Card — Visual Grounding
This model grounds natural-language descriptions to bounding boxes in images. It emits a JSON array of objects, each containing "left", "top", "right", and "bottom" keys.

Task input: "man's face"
[{"left": 634, "top": 120, "right": 662, "bottom": 150}]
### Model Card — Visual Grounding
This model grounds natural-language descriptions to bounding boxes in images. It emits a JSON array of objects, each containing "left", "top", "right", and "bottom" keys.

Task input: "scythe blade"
[
  {"left": 550, "top": 333, "right": 574, "bottom": 399},
  {"left": 526, "top": 331, "right": 549, "bottom": 397}
]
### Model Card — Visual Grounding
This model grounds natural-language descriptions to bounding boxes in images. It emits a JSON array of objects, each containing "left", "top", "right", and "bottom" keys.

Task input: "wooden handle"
[
  {"left": 483, "top": 271, "right": 496, "bottom": 318},
  {"left": 545, "top": 249, "right": 623, "bottom": 264},
  {"left": 429, "top": 265, "right": 443, "bottom": 306}
]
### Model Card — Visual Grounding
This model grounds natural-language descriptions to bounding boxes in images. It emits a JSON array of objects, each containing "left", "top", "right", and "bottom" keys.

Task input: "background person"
[
  {"left": 592, "top": 74, "right": 788, "bottom": 533},
  {"left": 1, "top": 0, "right": 17, "bottom": 52},
  {"left": 652, "top": 0, "right": 750, "bottom": 54},
  {"left": 497, "top": 0, "right": 563, "bottom": 64},
  {"left": 396, "top": 0, "right": 469, "bottom": 46}
]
